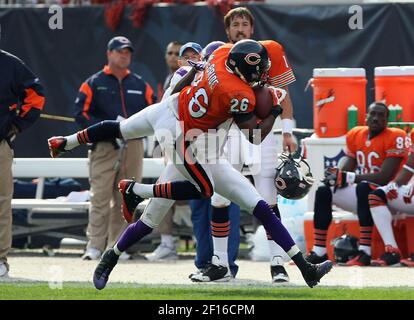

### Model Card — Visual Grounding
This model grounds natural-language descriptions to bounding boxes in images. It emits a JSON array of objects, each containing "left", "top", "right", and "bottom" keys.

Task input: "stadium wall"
[{"left": 0, "top": 3, "right": 414, "bottom": 157}]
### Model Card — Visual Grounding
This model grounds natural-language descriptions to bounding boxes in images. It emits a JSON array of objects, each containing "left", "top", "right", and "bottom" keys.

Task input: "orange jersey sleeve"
[
  {"left": 383, "top": 128, "right": 409, "bottom": 158},
  {"left": 260, "top": 40, "right": 296, "bottom": 88},
  {"left": 410, "top": 128, "right": 414, "bottom": 154},
  {"left": 345, "top": 126, "right": 360, "bottom": 158}
]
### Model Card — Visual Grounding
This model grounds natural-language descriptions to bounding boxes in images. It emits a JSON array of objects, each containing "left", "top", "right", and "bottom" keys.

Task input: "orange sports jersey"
[
  {"left": 410, "top": 128, "right": 414, "bottom": 154},
  {"left": 178, "top": 45, "right": 255, "bottom": 134},
  {"left": 260, "top": 40, "right": 296, "bottom": 88},
  {"left": 345, "top": 126, "right": 409, "bottom": 174}
]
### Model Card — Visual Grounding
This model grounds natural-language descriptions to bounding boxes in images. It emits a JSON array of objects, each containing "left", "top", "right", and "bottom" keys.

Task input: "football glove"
[
  {"left": 187, "top": 60, "right": 207, "bottom": 72},
  {"left": 322, "top": 167, "right": 356, "bottom": 192},
  {"left": 268, "top": 86, "right": 287, "bottom": 107},
  {"left": 384, "top": 182, "right": 399, "bottom": 201}
]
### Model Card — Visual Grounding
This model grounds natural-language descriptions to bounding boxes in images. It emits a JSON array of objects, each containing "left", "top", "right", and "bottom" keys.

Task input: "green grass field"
[{"left": 0, "top": 283, "right": 413, "bottom": 300}]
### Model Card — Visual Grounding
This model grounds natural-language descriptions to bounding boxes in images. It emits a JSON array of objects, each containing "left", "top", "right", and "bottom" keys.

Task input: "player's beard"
[{"left": 232, "top": 32, "right": 248, "bottom": 43}]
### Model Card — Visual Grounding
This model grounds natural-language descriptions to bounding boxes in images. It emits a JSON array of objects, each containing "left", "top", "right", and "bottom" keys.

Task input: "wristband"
[
  {"left": 346, "top": 172, "right": 356, "bottom": 184},
  {"left": 282, "top": 119, "right": 293, "bottom": 134}
]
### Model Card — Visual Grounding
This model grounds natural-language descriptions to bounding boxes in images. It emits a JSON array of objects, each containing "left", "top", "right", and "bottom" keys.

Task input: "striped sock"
[
  {"left": 152, "top": 181, "right": 204, "bottom": 200},
  {"left": 211, "top": 206, "right": 230, "bottom": 266},
  {"left": 312, "top": 228, "right": 328, "bottom": 256},
  {"left": 359, "top": 226, "right": 373, "bottom": 255}
]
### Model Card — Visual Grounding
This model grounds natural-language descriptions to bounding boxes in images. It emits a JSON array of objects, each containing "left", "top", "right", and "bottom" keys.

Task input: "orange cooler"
[
  {"left": 311, "top": 68, "right": 367, "bottom": 138},
  {"left": 375, "top": 66, "right": 414, "bottom": 122}
]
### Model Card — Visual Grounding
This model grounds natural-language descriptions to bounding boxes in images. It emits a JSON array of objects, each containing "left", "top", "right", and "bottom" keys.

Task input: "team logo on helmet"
[
  {"left": 244, "top": 53, "right": 261, "bottom": 66},
  {"left": 275, "top": 177, "right": 287, "bottom": 190}
]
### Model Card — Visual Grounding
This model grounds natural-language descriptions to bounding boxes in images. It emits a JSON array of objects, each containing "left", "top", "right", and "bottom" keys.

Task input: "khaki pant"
[
  {"left": 86, "top": 139, "right": 143, "bottom": 252},
  {"left": 0, "top": 141, "right": 13, "bottom": 269}
]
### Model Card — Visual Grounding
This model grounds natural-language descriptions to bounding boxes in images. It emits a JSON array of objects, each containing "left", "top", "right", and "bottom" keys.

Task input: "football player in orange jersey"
[
  {"left": 48, "top": 40, "right": 333, "bottom": 290},
  {"left": 368, "top": 127, "right": 414, "bottom": 267},
  {"left": 306, "top": 102, "right": 408, "bottom": 266},
  {"left": 188, "top": 7, "right": 298, "bottom": 284}
]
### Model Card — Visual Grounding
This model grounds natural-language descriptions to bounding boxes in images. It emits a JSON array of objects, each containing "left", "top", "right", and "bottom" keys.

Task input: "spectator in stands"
[
  {"left": 74, "top": 36, "right": 155, "bottom": 260},
  {"left": 306, "top": 102, "right": 407, "bottom": 266},
  {"left": 145, "top": 41, "right": 202, "bottom": 262},
  {"left": 162, "top": 41, "right": 182, "bottom": 93},
  {"left": 0, "top": 27, "right": 45, "bottom": 277}
]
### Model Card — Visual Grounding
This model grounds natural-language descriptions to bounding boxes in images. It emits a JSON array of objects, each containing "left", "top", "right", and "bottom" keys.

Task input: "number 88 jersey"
[
  {"left": 178, "top": 44, "right": 256, "bottom": 135},
  {"left": 345, "top": 126, "right": 409, "bottom": 174}
]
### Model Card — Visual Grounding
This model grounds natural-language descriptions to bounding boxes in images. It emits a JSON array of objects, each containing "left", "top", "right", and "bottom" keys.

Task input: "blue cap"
[
  {"left": 107, "top": 36, "right": 134, "bottom": 52},
  {"left": 179, "top": 42, "right": 203, "bottom": 57}
]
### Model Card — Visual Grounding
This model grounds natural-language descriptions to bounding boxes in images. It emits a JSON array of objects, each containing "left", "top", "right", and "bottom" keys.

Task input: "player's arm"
[
  {"left": 354, "top": 157, "right": 404, "bottom": 185},
  {"left": 171, "top": 68, "right": 198, "bottom": 95},
  {"left": 234, "top": 110, "right": 280, "bottom": 145},
  {"left": 233, "top": 87, "right": 284, "bottom": 144},
  {"left": 278, "top": 85, "right": 297, "bottom": 152},
  {"left": 393, "top": 152, "right": 414, "bottom": 186}
]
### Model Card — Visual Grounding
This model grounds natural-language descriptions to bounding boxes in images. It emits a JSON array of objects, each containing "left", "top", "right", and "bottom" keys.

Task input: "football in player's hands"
[{"left": 253, "top": 86, "right": 273, "bottom": 119}]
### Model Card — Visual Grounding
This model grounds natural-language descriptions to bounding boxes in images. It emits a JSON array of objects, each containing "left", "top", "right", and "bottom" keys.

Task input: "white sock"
[
  {"left": 133, "top": 183, "right": 154, "bottom": 198},
  {"left": 371, "top": 206, "right": 398, "bottom": 248},
  {"left": 312, "top": 246, "right": 327, "bottom": 257},
  {"left": 113, "top": 244, "right": 122, "bottom": 256},
  {"left": 359, "top": 245, "right": 371, "bottom": 256},
  {"left": 65, "top": 133, "right": 80, "bottom": 150},
  {"left": 268, "top": 240, "right": 286, "bottom": 265},
  {"left": 213, "top": 237, "right": 229, "bottom": 266},
  {"left": 161, "top": 234, "right": 175, "bottom": 248}
]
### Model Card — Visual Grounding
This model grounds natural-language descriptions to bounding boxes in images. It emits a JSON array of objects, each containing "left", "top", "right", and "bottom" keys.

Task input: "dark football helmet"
[
  {"left": 274, "top": 153, "right": 315, "bottom": 200},
  {"left": 225, "top": 39, "right": 270, "bottom": 87},
  {"left": 333, "top": 234, "right": 359, "bottom": 264}
]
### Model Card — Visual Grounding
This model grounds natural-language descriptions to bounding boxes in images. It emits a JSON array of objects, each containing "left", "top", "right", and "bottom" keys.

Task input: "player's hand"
[
  {"left": 385, "top": 182, "right": 399, "bottom": 201},
  {"left": 402, "top": 184, "right": 413, "bottom": 204},
  {"left": 322, "top": 167, "right": 355, "bottom": 192},
  {"left": 282, "top": 133, "right": 297, "bottom": 153},
  {"left": 187, "top": 60, "right": 206, "bottom": 71},
  {"left": 268, "top": 86, "right": 287, "bottom": 106}
]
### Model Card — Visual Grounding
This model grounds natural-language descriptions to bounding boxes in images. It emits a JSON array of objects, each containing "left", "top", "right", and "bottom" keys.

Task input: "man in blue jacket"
[
  {"left": 0, "top": 38, "right": 45, "bottom": 277},
  {"left": 74, "top": 36, "right": 156, "bottom": 260}
]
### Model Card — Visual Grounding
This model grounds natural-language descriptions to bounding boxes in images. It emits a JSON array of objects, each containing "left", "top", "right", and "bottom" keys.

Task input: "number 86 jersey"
[
  {"left": 345, "top": 126, "right": 409, "bottom": 174},
  {"left": 178, "top": 44, "right": 256, "bottom": 135}
]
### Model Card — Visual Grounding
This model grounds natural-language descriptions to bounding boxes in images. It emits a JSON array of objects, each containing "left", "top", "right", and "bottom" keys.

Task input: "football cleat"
[
  {"left": 93, "top": 249, "right": 119, "bottom": 290},
  {"left": 271, "top": 265, "right": 290, "bottom": 283},
  {"left": 118, "top": 179, "right": 144, "bottom": 223},
  {"left": 190, "top": 256, "right": 232, "bottom": 282},
  {"left": 47, "top": 136, "right": 68, "bottom": 158},
  {"left": 371, "top": 246, "right": 401, "bottom": 267},
  {"left": 345, "top": 251, "right": 371, "bottom": 266},
  {"left": 305, "top": 251, "right": 328, "bottom": 264},
  {"left": 401, "top": 253, "right": 414, "bottom": 267},
  {"left": 301, "top": 260, "right": 333, "bottom": 288}
]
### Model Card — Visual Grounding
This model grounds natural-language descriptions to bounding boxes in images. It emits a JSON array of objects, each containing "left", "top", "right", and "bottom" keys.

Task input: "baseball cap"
[
  {"left": 179, "top": 42, "right": 202, "bottom": 57},
  {"left": 107, "top": 36, "right": 134, "bottom": 52}
]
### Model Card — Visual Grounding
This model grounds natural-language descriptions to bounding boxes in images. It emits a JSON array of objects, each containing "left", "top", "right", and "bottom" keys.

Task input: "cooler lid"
[
  {"left": 313, "top": 68, "right": 366, "bottom": 77},
  {"left": 375, "top": 66, "right": 414, "bottom": 76}
]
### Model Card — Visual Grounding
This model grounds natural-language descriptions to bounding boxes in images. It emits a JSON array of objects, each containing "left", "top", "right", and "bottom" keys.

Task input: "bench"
[{"left": 11, "top": 158, "right": 165, "bottom": 243}]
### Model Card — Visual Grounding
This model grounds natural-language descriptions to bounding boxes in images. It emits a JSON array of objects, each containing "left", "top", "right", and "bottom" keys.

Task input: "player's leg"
[
  {"left": 190, "top": 192, "right": 233, "bottom": 282},
  {"left": 93, "top": 163, "right": 180, "bottom": 290},
  {"left": 47, "top": 97, "right": 164, "bottom": 157},
  {"left": 211, "top": 160, "right": 333, "bottom": 288},
  {"left": 346, "top": 182, "right": 377, "bottom": 266},
  {"left": 306, "top": 184, "right": 358, "bottom": 263},
  {"left": 252, "top": 132, "right": 289, "bottom": 283},
  {"left": 369, "top": 186, "right": 414, "bottom": 266}
]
